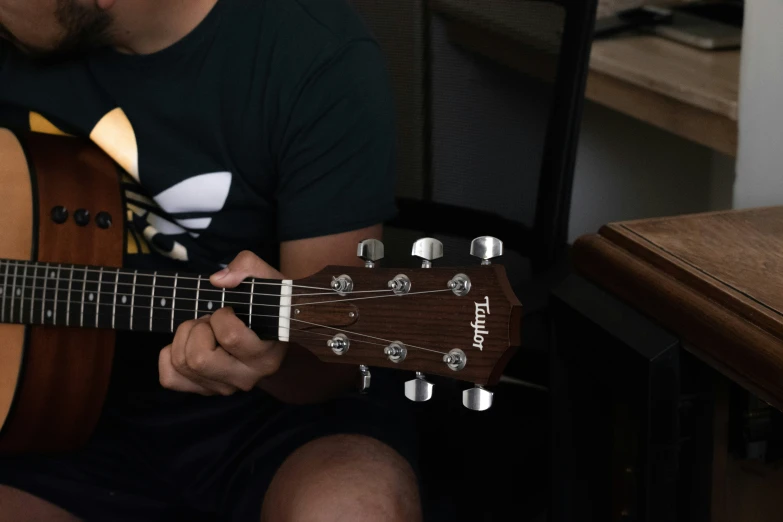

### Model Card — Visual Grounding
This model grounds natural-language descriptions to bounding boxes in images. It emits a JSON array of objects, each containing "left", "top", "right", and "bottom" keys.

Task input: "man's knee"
[
  {"left": 260, "top": 434, "right": 421, "bottom": 522},
  {"left": 0, "top": 485, "right": 80, "bottom": 522}
]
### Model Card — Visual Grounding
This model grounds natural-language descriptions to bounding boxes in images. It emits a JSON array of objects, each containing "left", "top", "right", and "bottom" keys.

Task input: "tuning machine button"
[
  {"left": 412, "top": 238, "right": 443, "bottom": 268},
  {"left": 328, "top": 333, "right": 350, "bottom": 355},
  {"left": 331, "top": 275, "right": 353, "bottom": 296},
  {"left": 358, "top": 365, "right": 371, "bottom": 393},
  {"left": 463, "top": 385, "right": 493, "bottom": 411},
  {"left": 443, "top": 349, "right": 467, "bottom": 371},
  {"left": 447, "top": 273, "right": 471, "bottom": 296},
  {"left": 470, "top": 236, "right": 503, "bottom": 265},
  {"left": 384, "top": 342, "right": 407, "bottom": 363},
  {"left": 405, "top": 372, "right": 434, "bottom": 402},
  {"left": 357, "top": 239, "right": 384, "bottom": 268}
]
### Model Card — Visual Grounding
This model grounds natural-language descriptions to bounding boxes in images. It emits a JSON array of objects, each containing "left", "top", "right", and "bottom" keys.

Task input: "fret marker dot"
[
  {"left": 46, "top": 310, "right": 52, "bottom": 319},
  {"left": 122, "top": 296, "right": 127, "bottom": 304},
  {"left": 15, "top": 288, "right": 21, "bottom": 296},
  {"left": 89, "top": 293, "right": 94, "bottom": 301},
  {"left": 161, "top": 298, "right": 167, "bottom": 307},
  {"left": 208, "top": 302, "right": 213, "bottom": 310},
  {"left": 50, "top": 271, "right": 56, "bottom": 279}
]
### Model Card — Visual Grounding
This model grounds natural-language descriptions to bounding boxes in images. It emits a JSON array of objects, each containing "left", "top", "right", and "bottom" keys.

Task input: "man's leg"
[
  {"left": 0, "top": 486, "right": 80, "bottom": 522},
  {"left": 260, "top": 434, "right": 422, "bottom": 522}
]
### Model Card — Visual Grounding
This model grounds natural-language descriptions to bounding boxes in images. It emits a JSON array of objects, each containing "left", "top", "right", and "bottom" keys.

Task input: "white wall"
[
  {"left": 733, "top": 0, "right": 783, "bottom": 209},
  {"left": 568, "top": 100, "right": 737, "bottom": 242}
]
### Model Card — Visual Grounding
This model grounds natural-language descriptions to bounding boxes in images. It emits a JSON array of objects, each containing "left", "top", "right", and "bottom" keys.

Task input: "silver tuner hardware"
[
  {"left": 331, "top": 274, "right": 354, "bottom": 296},
  {"left": 358, "top": 365, "right": 371, "bottom": 393},
  {"left": 384, "top": 341, "right": 407, "bottom": 363},
  {"left": 462, "top": 385, "right": 493, "bottom": 411},
  {"left": 470, "top": 236, "right": 504, "bottom": 265},
  {"left": 357, "top": 239, "right": 384, "bottom": 268},
  {"left": 443, "top": 348, "right": 467, "bottom": 371},
  {"left": 405, "top": 372, "right": 434, "bottom": 402},
  {"left": 447, "top": 273, "right": 472, "bottom": 296},
  {"left": 411, "top": 238, "right": 443, "bottom": 268},
  {"left": 327, "top": 333, "right": 350, "bottom": 355},
  {"left": 388, "top": 274, "right": 411, "bottom": 295}
]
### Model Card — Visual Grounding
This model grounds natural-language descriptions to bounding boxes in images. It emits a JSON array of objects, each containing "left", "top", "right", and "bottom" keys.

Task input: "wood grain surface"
[
  {"left": 572, "top": 207, "right": 783, "bottom": 412},
  {"left": 0, "top": 133, "right": 124, "bottom": 454},
  {"left": 291, "top": 264, "right": 522, "bottom": 386}
]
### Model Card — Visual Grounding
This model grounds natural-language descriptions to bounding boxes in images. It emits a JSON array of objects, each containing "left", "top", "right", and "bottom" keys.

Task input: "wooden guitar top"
[{"left": 572, "top": 206, "right": 783, "bottom": 411}]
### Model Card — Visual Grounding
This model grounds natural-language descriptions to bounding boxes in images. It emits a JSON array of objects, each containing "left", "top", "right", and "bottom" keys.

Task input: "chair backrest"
[{"left": 349, "top": 0, "right": 598, "bottom": 285}]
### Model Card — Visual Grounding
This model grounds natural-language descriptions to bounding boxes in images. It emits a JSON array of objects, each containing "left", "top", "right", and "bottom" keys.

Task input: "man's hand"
[{"left": 158, "top": 251, "right": 287, "bottom": 396}]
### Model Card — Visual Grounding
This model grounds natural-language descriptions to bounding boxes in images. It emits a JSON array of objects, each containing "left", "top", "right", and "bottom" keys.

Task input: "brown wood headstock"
[{"left": 289, "top": 240, "right": 522, "bottom": 408}]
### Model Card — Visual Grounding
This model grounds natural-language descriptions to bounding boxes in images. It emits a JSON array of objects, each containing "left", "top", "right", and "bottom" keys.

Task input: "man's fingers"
[
  {"left": 159, "top": 345, "right": 218, "bottom": 396},
  {"left": 209, "top": 307, "right": 281, "bottom": 369},
  {"left": 209, "top": 250, "right": 284, "bottom": 288},
  {"left": 182, "top": 320, "right": 260, "bottom": 391}
]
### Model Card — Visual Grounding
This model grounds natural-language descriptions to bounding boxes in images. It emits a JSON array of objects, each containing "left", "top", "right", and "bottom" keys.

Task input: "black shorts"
[{"left": 0, "top": 338, "right": 420, "bottom": 522}]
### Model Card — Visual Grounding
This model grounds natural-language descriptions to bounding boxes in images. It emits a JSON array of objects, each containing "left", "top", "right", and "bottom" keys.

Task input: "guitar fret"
[
  {"left": 249, "top": 279, "right": 255, "bottom": 329},
  {"left": 53, "top": 264, "right": 61, "bottom": 325},
  {"left": 65, "top": 265, "right": 73, "bottom": 326},
  {"left": 40, "top": 263, "right": 49, "bottom": 324},
  {"left": 171, "top": 273, "right": 178, "bottom": 333},
  {"left": 18, "top": 262, "right": 27, "bottom": 324},
  {"left": 150, "top": 271, "right": 157, "bottom": 332},
  {"left": 221, "top": 287, "right": 225, "bottom": 310},
  {"left": 195, "top": 275, "right": 201, "bottom": 319},
  {"left": 95, "top": 267, "right": 103, "bottom": 328},
  {"left": 10, "top": 262, "right": 19, "bottom": 323},
  {"left": 130, "top": 270, "right": 137, "bottom": 330},
  {"left": 80, "top": 268, "right": 87, "bottom": 327},
  {"left": 28, "top": 263, "right": 37, "bottom": 324},
  {"left": 112, "top": 269, "right": 119, "bottom": 330},
  {"left": 2, "top": 261, "right": 9, "bottom": 322}
]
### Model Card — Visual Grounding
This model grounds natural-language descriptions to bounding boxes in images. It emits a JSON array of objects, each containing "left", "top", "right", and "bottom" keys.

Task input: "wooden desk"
[
  {"left": 429, "top": 0, "right": 740, "bottom": 156},
  {"left": 551, "top": 208, "right": 783, "bottom": 521},
  {"left": 588, "top": 35, "right": 739, "bottom": 157}
]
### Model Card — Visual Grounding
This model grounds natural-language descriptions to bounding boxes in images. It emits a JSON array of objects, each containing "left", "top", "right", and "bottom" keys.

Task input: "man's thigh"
[
  {"left": 0, "top": 485, "right": 79, "bottom": 522},
  {"left": 260, "top": 434, "right": 422, "bottom": 522}
]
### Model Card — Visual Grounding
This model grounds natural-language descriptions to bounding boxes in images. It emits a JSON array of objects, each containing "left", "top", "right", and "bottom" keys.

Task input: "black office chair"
[{"left": 348, "top": 0, "right": 598, "bottom": 519}]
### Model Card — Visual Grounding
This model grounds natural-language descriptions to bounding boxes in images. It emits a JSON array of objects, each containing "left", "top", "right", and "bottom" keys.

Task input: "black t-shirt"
[{"left": 0, "top": 0, "right": 397, "bottom": 402}]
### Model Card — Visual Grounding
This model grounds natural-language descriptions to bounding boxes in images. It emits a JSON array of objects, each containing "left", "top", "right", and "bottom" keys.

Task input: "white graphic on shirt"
[
  {"left": 124, "top": 171, "right": 233, "bottom": 262},
  {"left": 28, "top": 108, "right": 233, "bottom": 264}
]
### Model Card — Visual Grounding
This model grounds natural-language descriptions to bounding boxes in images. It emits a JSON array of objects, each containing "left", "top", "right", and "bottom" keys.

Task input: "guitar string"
[
  {"left": 0, "top": 261, "right": 390, "bottom": 297},
  {"left": 0, "top": 260, "right": 444, "bottom": 293},
  {"left": 0, "top": 272, "right": 392, "bottom": 298},
  {"left": 0, "top": 261, "right": 332, "bottom": 291},
  {"left": 0, "top": 287, "right": 453, "bottom": 309},
  {"left": 0, "top": 304, "right": 450, "bottom": 356}
]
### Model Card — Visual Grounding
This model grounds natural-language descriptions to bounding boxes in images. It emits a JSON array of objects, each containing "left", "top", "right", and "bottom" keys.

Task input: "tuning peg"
[
  {"left": 411, "top": 238, "right": 443, "bottom": 268},
  {"left": 357, "top": 239, "right": 384, "bottom": 268},
  {"left": 358, "top": 365, "right": 371, "bottom": 393},
  {"left": 470, "top": 236, "right": 503, "bottom": 265},
  {"left": 462, "top": 385, "right": 493, "bottom": 411},
  {"left": 405, "top": 372, "right": 434, "bottom": 402}
]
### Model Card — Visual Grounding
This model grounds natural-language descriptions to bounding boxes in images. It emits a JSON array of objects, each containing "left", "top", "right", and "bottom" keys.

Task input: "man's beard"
[{"left": 24, "top": 0, "right": 112, "bottom": 63}]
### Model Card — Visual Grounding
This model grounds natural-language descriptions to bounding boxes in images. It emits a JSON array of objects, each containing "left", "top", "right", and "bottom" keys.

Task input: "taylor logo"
[{"left": 471, "top": 296, "right": 490, "bottom": 351}]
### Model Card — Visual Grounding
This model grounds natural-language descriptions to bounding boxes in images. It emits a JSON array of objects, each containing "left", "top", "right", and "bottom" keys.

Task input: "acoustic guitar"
[{"left": 0, "top": 129, "right": 522, "bottom": 455}]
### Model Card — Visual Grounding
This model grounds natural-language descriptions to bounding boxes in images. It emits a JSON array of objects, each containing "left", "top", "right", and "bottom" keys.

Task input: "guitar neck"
[{"left": 0, "top": 259, "right": 291, "bottom": 341}]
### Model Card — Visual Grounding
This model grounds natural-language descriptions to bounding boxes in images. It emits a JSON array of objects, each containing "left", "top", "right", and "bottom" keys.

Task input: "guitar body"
[
  {"left": 0, "top": 130, "right": 123, "bottom": 454},
  {"left": 0, "top": 131, "right": 523, "bottom": 455}
]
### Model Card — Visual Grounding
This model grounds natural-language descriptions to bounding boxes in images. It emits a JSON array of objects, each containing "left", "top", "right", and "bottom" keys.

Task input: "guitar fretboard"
[{"left": 0, "top": 260, "right": 289, "bottom": 340}]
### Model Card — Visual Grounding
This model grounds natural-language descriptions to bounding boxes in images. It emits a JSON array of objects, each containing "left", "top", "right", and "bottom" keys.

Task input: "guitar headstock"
[{"left": 289, "top": 236, "right": 522, "bottom": 411}]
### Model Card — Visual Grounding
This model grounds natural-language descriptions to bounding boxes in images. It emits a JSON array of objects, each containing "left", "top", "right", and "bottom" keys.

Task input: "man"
[{"left": 0, "top": 1, "right": 422, "bottom": 520}]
